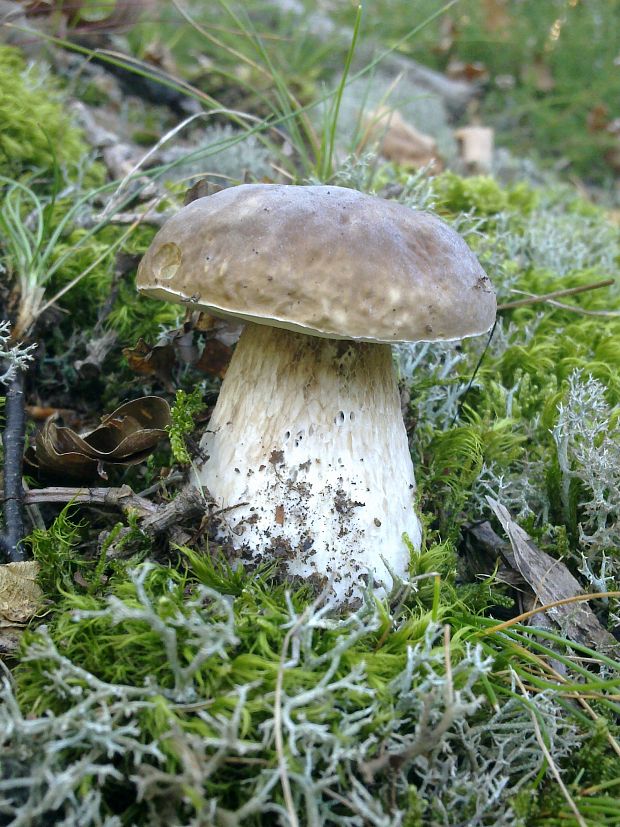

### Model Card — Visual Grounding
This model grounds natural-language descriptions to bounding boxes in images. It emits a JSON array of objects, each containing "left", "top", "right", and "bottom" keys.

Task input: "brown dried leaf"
[
  {"left": 190, "top": 310, "right": 218, "bottom": 332},
  {"left": 455, "top": 126, "right": 494, "bottom": 173},
  {"left": 362, "top": 107, "right": 441, "bottom": 169},
  {"left": 25, "top": 405, "right": 74, "bottom": 421},
  {"left": 28, "top": 419, "right": 101, "bottom": 480},
  {"left": 123, "top": 338, "right": 176, "bottom": 390},
  {"left": 482, "top": 0, "right": 511, "bottom": 33},
  {"left": 182, "top": 311, "right": 243, "bottom": 345},
  {"left": 0, "top": 561, "right": 42, "bottom": 627},
  {"left": 487, "top": 497, "right": 618, "bottom": 652},
  {"left": 446, "top": 60, "right": 489, "bottom": 83},
  {"left": 529, "top": 56, "right": 555, "bottom": 93},
  {"left": 195, "top": 339, "right": 234, "bottom": 379},
  {"left": 87, "top": 396, "right": 171, "bottom": 458},
  {"left": 28, "top": 397, "right": 171, "bottom": 482},
  {"left": 184, "top": 178, "right": 224, "bottom": 205}
]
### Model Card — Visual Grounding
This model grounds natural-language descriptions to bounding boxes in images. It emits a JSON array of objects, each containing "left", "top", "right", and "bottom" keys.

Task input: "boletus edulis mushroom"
[{"left": 137, "top": 184, "right": 496, "bottom": 604}]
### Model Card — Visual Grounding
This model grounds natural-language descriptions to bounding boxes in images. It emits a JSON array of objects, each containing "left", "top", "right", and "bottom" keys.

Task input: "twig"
[
  {"left": 0, "top": 368, "right": 27, "bottom": 562},
  {"left": 513, "top": 672, "right": 587, "bottom": 827},
  {"left": 139, "top": 486, "right": 204, "bottom": 536},
  {"left": 138, "top": 471, "right": 185, "bottom": 498},
  {"left": 497, "top": 279, "right": 613, "bottom": 311},
  {"left": 450, "top": 320, "right": 496, "bottom": 427},
  {"left": 22, "top": 479, "right": 45, "bottom": 531},
  {"left": 22, "top": 484, "right": 206, "bottom": 539},
  {"left": 23, "top": 485, "right": 158, "bottom": 518}
]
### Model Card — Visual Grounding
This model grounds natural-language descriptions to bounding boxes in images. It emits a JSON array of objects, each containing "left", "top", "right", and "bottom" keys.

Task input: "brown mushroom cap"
[{"left": 137, "top": 184, "right": 496, "bottom": 343}]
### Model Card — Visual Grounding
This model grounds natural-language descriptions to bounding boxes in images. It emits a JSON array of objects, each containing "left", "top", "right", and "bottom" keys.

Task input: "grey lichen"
[{"left": 0, "top": 562, "right": 581, "bottom": 825}]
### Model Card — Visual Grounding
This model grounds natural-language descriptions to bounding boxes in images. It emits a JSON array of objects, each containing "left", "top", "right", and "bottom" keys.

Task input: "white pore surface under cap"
[{"left": 197, "top": 324, "right": 422, "bottom": 605}]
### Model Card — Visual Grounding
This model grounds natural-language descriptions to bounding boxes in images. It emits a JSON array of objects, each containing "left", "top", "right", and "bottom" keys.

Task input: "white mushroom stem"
[{"left": 197, "top": 323, "right": 422, "bottom": 605}]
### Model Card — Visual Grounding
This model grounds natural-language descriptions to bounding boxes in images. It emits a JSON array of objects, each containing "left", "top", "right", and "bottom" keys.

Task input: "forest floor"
[{"left": 1, "top": 2, "right": 620, "bottom": 825}]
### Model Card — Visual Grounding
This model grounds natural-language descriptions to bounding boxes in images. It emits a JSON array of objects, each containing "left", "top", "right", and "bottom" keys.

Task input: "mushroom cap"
[{"left": 137, "top": 184, "right": 496, "bottom": 343}]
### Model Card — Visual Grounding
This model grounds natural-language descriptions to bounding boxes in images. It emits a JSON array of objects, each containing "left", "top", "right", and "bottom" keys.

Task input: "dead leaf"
[
  {"left": 482, "top": 0, "right": 511, "bottom": 33},
  {"left": 184, "top": 310, "right": 242, "bottom": 345},
  {"left": 0, "top": 561, "right": 42, "bottom": 627},
  {"left": 189, "top": 310, "right": 218, "bottom": 333},
  {"left": 361, "top": 107, "right": 441, "bottom": 169},
  {"left": 123, "top": 338, "right": 176, "bottom": 390},
  {"left": 184, "top": 178, "right": 224, "bottom": 205},
  {"left": 27, "top": 419, "right": 100, "bottom": 480},
  {"left": 486, "top": 497, "right": 617, "bottom": 652},
  {"left": 87, "top": 396, "right": 171, "bottom": 458},
  {"left": 26, "top": 405, "right": 74, "bottom": 421},
  {"left": 26, "top": 397, "right": 171, "bottom": 482},
  {"left": 446, "top": 60, "right": 489, "bottom": 83},
  {"left": 529, "top": 56, "right": 555, "bottom": 93},
  {"left": 195, "top": 339, "right": 234, "bottom": 379},
  {"left": 455, "top": 126, "right": 494, "bottom": 173}
]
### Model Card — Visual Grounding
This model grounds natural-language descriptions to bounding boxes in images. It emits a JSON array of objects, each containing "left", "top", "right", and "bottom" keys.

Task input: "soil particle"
[
  {"left": 334, "top": 490, "right": 364, "bottom": 516},
  {"left": 275, "top": 504, "right": 285, "bottom": 525}
]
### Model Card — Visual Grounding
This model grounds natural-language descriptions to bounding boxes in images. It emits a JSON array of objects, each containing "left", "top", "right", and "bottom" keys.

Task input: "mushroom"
[{"left": 137, "top": 184, "right": 495, "bottom": 604}]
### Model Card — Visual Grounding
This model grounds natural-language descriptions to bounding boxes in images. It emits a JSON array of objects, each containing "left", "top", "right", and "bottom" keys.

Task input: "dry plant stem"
[
  {"left": 139, "top": 485, "right": 204, "bottom": 536},
  {"left": 0, "top": 368, "right": 27, "bottom": 562},
  {"left": 23, "top": 485, "right": 205, "bottom": 536},
  {"left": 527, "top": 654, "right": 620, "bottom": 762},
  {"left": 23, "top": 485, "right": 157, "bottom": 518},
  {"left": 485, "top": 591, "right": 620, "bottom": 635},
  {"left": 513, "top": 672, "right": 587, "bottom": 827},
  {"left": 22, "top": 479, "right": 45, "bottom": 531},
  {"left": 509, "top": 294, "right": 620, "bottom": 318},
  {"left": 497, "top": 279, "right": 613, "bottom": 311},
  {"left": 11, "top": 284, "right": 45, "bottom": 342}
]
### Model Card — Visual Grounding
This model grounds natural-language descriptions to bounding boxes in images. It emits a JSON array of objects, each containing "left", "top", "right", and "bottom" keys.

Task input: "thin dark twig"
[
  {"left": 0, "top": 367, "right": 27, "bottom": 562},
  {"left": 450, "top": 320, "right": 497, "bottom": 427}
]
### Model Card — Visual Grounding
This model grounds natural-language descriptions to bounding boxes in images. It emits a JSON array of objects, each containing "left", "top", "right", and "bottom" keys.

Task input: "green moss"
[
  {"left": 28, "top": 507, "right": 86, "bottom": 595},
  {"left": 167, "top": 387, "right": 206, "bottom": 464},
  {"left": 0, "top": 46, "right": 89, "bottom": 177},
  {"left": 45, "top": 220, "right": 182, "bottom": 344},
  {"left": 433, "top": 172, "right": 538, "bottom": 218}
]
